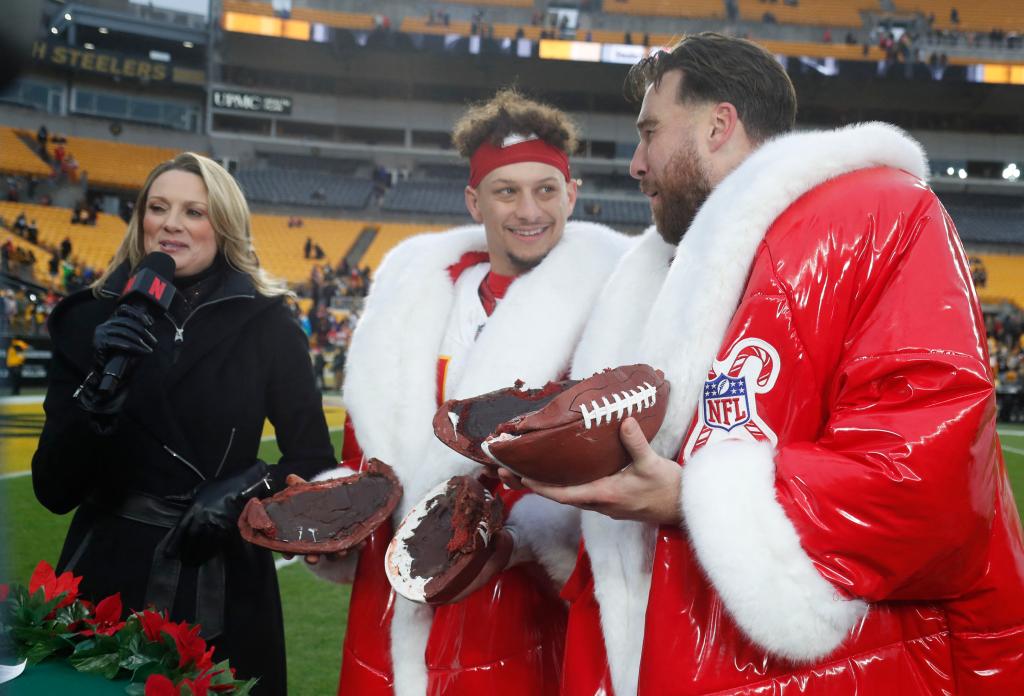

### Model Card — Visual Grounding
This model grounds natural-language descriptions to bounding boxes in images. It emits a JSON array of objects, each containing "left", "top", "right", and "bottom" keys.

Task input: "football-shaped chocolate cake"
[
  {"left": 238, "top": 458, "right": 402, "bottom": 554},
  {"left": 433, "top": 364, "right": 670, "bottom": 485},
  {"left": 385, "top": 476, "right": 505, "bottom": 604}
]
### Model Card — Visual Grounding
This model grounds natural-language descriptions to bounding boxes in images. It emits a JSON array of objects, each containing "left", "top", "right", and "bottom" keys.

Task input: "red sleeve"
[{"left": 340, "top": 413, "right": 365, "bottom": 471}]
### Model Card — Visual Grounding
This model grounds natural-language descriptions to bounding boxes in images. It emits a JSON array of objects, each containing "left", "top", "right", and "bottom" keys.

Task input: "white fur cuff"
[
  {"left": 311, "top": 464, "right": 358, "bottom": 482},
  {"left": 506, "top": 493, "right": 581, "bottom": 588},
  {"left": 681, "top": 439, "right": 867, "bottom": 662}
]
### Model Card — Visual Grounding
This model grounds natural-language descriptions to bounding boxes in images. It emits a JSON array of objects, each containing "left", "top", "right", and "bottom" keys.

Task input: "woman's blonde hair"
[{"left": 92, "top": 152, "right": 289, "bottom": 297}]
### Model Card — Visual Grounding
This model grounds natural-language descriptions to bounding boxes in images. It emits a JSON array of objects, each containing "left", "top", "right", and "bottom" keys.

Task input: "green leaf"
[
  {"left": 119, "top": 652, "right": 156, "bottom": 671},
  {"left": 232, "top": 677, "right": 259, "bottom": 696},
  {"left": 23, "top": 639, "right": 63, "bottom": 665},
  {"left": 70, "top": 651, "right": 121, "bottom": 679}
]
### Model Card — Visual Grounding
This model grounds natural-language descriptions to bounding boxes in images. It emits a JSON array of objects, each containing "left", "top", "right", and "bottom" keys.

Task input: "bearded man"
[
  {"left": 520, "top": 33, "right": 1024, "bottom": 696},
  {"left": 306, "top": 89, "right": 627, "bottom": 696}
]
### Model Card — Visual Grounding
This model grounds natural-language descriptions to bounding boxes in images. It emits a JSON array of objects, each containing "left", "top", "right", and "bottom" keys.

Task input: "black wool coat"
[{"left": 32, "top": 262, "right": 336, "bottom": 695}]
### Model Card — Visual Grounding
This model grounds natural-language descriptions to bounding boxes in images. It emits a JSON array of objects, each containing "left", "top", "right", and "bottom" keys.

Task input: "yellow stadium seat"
[
  {"left": 974, "top": 253, "right": 1024, "bottom": 307},
  {"left": 736, "top": 0, "right": 872, "bottom": 27},
  {"left": 0, "top": 201, "right": 125, "bottom": 279},
  {"left": 894, "top": 1, "right": 1024, "bottom": 34},
  {"left": 604, "top": 0, "right": 725, "bottom": 20},
  {"left": 0, "top": 128, "right": 53, "bottom": 178}
]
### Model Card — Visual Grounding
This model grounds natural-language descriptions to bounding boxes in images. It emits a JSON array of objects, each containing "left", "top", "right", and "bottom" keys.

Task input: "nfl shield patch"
[{"left": 702, "top": 374, "right": 750, "bottom": 432}]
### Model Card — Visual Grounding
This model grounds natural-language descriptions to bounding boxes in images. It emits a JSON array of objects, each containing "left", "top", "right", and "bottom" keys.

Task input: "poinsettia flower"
[
  {"left": 162, "top": 621, "right": 214, "bottom": 672},
  {"left": 80, "top": 593, "right": 125, "bottom": 637},
  {"left": 28, "top": 559, "right": 81, "bottom": 610},
  {"left": 183, "top": 670, "right": 213, "bottom": 696},
  {"left": 138, "top": 608, "right": 171, "bottom": 642},
  {"left": 144, "top": 673, "right": 179, "bottom": 696},
  {"left": 0, "top": 583, "right": 8, "bottom": 601}
]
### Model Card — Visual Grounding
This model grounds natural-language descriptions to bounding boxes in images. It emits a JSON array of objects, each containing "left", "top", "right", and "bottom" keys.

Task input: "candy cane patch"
[{"left": 684, "top": 337, "right": 781, "bottom": 457}]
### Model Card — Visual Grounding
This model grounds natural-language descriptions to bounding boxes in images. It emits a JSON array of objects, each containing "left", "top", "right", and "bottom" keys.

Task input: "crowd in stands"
[
  {"left": 922, "top": 8, "right": 1023, "bottom": 51},
  {"left": 1, "top": 287, "right": 60, "bottom": 337},
  {"left": 1, "top": 239, "right": 37, "bottom": 283},
  {"left": 974, "top": 253, "right": 1024, "bottom": 423},
  {"left": 34, "top": 125, "right": 83, "bottom": 185},
  {"left": 304, "top": 257, "right": 371, "bottom": 307},
  {"left": 0, "top": 202, "right": 98, "bottom": 296}
]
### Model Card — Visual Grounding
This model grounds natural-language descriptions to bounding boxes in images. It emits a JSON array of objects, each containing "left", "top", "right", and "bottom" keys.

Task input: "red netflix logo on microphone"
[{"left": 122, "top": 269, "right": 175, "bottom": 310}]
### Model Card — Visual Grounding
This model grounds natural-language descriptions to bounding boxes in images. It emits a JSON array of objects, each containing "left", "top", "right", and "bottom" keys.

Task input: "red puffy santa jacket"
[{"left": 562, "top": 124, "right": 1024, "bottom": 696}]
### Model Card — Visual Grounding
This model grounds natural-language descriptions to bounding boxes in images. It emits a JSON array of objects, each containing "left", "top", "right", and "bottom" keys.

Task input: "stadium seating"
[
  {"left": 359, "top": 222, "right": 434, "bottom": 271},
  {"left": 222, "top": 0, "right": 274, "bottom": 17},
  {"left": 399, "top": 16, "right": 474, "bottom": 37},
  {"left": 0, "top": 201, "right": 125, "bottom": 275},
  {"left": 973, "top": 253, "right": 1024, "bottom": 307},
  {"left": 250, "top": 214, "right": 368, "bottom": 283},
  {"left": 443, "top": 0, "right": 534, "bottom": 7},
  {"left": 736, "top": 0, "right": 871, "bottom": 28},
  {"left": 28, "top": 133, "right": 181, "bottom": 190},
  {"left": 250, "top": 216, "right": 429, "bottom": 282},
  {"left": 236, "top": 169, "right": 373, "bottom": 209},
  {"left": 895, "top": 1, "right": 1024, "bottom": 34},
  {"left": 415, "top": 163, "right": 470, "bottom": 181},
  {"left": 0, "top": 230, "right": 52, "bottom": 281},
  {"left": 603, "top": 0, "right": 724, "bottom": 20},
  {"left": 381, "top": 181, "right": 467, "bottom": 216},
  {"left": 574, "top": 198, "right": 651, "bottom": 227},
  {"left": 0, "top": 128, "right": 52, "bottom": 179},
  {"left": 256, "top": 153, "right": 366, "bottom": 175},
  {"left": 223, "top": 0, "right": 376, "bottom": 30}
]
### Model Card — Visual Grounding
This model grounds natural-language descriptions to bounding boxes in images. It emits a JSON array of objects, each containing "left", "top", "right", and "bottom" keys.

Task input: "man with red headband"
[{"left": 306, "top": 90, "right": 627, "bottom": 696}]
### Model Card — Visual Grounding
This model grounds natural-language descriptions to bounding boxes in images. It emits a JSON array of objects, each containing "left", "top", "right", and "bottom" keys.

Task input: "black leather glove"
[
  {"left": 166, "top": 461, "right": 274, "bottom": 566},
  {"left": 75, "top": 304, "right": 157, "bottom": 417}
]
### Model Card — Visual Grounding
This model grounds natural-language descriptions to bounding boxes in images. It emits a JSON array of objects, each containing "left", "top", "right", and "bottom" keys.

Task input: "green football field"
[{"left": 2, "top": 398, "right": 1023, "bottom": 694}]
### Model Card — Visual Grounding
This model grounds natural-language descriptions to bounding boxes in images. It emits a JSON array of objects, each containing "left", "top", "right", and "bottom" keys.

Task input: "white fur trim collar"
[
  {"left": 342, "top": 220, "right": 628, "bottom": 696},
  {"left": 573, "top": 122, "right": 926, "bottom": 696}
]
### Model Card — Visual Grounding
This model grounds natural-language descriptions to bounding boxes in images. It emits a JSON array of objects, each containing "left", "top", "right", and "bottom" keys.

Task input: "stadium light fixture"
[
  {"left": 99, "top": 27, "right": 109, "bottom": 34},
  {"left": 50, "top": 26, "right": 58, "bottom": 34},
  {"left": 183, "top": 41, "right": 194, "bottom": 48},
  {"left": 1002, "top": 163, "right": 1020, "bottom": 181},
  {"left": 84, "top": 42, "right": 95, "bottom": 50},
  {"left": 946, "top": 167, "right": 955, "bottom": 176},
  {"left": 64, "top": 12, "right": 71, "bottom": 20},
  {"left": 958, "top": 168, "right": 967, "bottom": 179}
]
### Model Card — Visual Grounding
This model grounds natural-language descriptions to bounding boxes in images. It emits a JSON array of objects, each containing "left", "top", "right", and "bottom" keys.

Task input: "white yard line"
[
  {"left": 1004, "top": 444, "right": 1024, "bottom": 457},
  {"left": 275, "top": 557, "right": 299, "bottom": 570}
]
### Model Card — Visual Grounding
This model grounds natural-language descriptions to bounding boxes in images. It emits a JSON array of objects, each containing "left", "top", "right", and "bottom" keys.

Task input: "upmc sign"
[{"left": 212, "top": 89, "right": 292, "bottom": 115}]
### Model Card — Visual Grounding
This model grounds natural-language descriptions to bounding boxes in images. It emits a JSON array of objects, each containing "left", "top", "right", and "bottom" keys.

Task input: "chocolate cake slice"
[
  {"left": 238, "top": 458, "right": 402, "bottom": 554},
  {"left": 433, "top": 365, "right": 670, "bottom": 485},
  {"left": 432, "top": 379, "right": 577, "bottom": 465},
  {"left": 385, "top": 475, "right": 504, "bottom": 604}
]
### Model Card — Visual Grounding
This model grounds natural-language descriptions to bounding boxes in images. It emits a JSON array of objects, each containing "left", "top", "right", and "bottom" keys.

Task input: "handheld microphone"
[{"left": 97, "top": 252, "right": 177, "bottom": 395}]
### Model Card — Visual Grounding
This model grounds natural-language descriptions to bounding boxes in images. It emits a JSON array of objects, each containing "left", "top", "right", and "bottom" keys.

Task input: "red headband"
[{"left": 468, "top": 135, "right": 571, "bottom": 188}]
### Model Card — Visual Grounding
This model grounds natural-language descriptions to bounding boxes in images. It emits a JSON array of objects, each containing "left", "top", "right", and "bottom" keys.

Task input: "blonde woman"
[{"left": 32, "top": 152, "right": 335, "bottom": 694}]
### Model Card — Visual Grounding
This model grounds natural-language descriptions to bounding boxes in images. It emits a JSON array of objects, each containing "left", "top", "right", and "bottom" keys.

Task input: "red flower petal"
[
  {"left": 139, "top": 609, "right": 169, "bottom": 642},
  {"left": 0, "top": 584, "right": 8, "bottom": 602},
  {"left": 94, "top": 593, "right": 122, "bottom": 624},
  {"left": 28, "top": 560, "right": 55, "bottom": 596},
  {"left": 52, "top": 570, "right": 82, "bottom": 609},
  {"left": 144, "top": 674, "right": 179, "bottom": 696}
]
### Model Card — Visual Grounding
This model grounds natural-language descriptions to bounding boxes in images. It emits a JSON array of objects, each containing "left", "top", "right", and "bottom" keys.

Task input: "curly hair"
[{"left": 452, "top": 89, "right": 579, "bottom": 158}]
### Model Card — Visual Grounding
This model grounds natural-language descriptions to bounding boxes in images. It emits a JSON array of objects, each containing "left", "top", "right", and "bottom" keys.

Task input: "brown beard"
[{"left": 650, "top": 143, "right": 712, "bottom": 246}]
